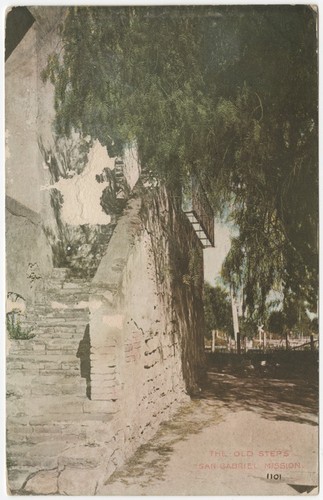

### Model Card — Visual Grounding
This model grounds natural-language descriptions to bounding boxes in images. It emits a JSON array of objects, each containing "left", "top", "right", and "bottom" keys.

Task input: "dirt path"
[{"left": 97, "top": 369, "right": 318, "bottom": 496}]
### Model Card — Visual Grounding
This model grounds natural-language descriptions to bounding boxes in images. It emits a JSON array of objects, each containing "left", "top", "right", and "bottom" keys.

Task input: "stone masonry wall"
[
  {"left": 6, "top": 196, "right": 53, "bottom": 302},
  {"left": 144, "top": 187, "right": 207, "bottom": 393},
  {"left": 89, "top": 186, "right": 206, "bottom": 461},
  {"left": 6, "top": 187, "right": 206, "bottom": 495}
]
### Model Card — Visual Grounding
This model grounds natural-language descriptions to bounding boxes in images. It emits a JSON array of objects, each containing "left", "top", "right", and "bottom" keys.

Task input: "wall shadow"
[
  {"left": 77, "top": 324, "right": 91, "bottom": 399},
  {"left": 197, "top": 364, "right": 318, "bottom": 426}
]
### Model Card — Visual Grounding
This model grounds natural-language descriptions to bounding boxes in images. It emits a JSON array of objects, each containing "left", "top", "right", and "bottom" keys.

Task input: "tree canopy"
[
  {"left": 43, "top": 5, "right": 318, "bottom": 316},
  {"left": 204, "top": 283, "right": 233, "bottom": 338}
]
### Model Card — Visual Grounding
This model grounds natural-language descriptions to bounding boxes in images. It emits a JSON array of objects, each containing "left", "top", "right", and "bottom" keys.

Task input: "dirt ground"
[{"left": 97, "top": 363, "right": 319, "bottom": 496}]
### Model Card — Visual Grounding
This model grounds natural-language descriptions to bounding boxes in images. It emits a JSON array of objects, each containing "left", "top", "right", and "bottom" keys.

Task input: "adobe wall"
[
  {"left": 5, "top": 9, "right": 66, "bottom": 301},
  {"left": 90, "top": 186, "right": 206, "bottom": 461},
  {"left": 6, "top": 186, "right": 207, "bottom": 495},
  {"left": 6, "top": 197, "right": 52, "bottom": 302}
]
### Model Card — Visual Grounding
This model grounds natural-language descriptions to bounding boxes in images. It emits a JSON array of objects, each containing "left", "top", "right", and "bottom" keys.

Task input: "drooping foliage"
[
  {"left": 204, "top": 283, "right": 233, "bottom": 338},
  {"left": 268, "top": 305, "right": 316, "bottom": 337},
  {"left": 43, "top": 5, "right": 318, "bottom": 314}
]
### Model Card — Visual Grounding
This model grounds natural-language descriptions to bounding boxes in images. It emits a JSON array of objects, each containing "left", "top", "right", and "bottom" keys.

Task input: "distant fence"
[
  {"left": 206, "top": 334, "right": 318, "bottom": 354},
  {"left": 205, "top": 350, "right": 319, "bottom": 380}
]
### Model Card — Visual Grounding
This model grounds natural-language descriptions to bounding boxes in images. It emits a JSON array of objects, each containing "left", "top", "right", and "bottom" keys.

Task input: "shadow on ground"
[
  {"left": 104, "top": 400, "right": 224, "bottom": 489},
  {"left": 102, "top": 359, "right": 318, "bottom": 492},
  {"left": 197, "top": 359, "right": 318, "bottom": 426}
]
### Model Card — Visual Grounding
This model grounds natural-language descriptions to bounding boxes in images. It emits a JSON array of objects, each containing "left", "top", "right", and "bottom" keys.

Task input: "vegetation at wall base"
[{"left": 6, "top": 313, "right": 35, "bottom": 340}]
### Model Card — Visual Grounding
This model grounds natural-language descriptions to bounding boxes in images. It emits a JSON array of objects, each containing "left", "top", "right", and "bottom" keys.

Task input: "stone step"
[
  {"left": 6, "top": 376, "right": 85, "bottom": 393},
  {"left": 7, "top": 369, "right": 84, "bottom": 386},
  {"left": 11, "top": 348, "right": 81, "bottom": 358},
  {"left": 15, "top": 330, "right": 87, "bottom": 342},
  {"left": 28, "top": 410, "right": 117, "bottom": 427},
  {"left": 26, "top": 328, "right": 86, "bottom": 337},
  {"left": 8, "top": 337, "right": 83, "bottom": 349},
  {"left": 8, "top": 422, "right": 116, "bottom": 450},
  {"left": 8, "top": 342, "right": 82, "bottom": 352},
  {"left": 43, "top": 276, "right": 90, "bottom": 286},
  {"left": 41, "top": 289, "right": 90, "bottom": 298},
  {"left": 8, "top": 394, "right": 87, "bottom": 417},
  {"left": 50, "top": 274, "right": 89, "bottom": 282},
  {"left": 7, "top": 415, "right": 118, "bottom": 462},
  {"left": 30, "top": 337, "right": 86, "bottom": 346},
  {"left": 7, "top": 377, "right": 86, "bottom": 402},
  {"left": 8, "top": 350, "right": 82, "bottom": 360},
  {"left": 23, "top": 307, "right": 89, "bottom": 317},
  {"left": 7, "top": 440, "right": 73, "bottom": 469},
  {"left": 21, "top": 322, "right": 89, "bottom": 331},
  {"left": 36, "top": 279, "right": 89, "bottom": 288},
  {"left": 21, "top": 309, "right": 89, "bottom": 318},
  {"left": 7, "top": 351, "right": 81, "bottom": 362},
  {"left": 13, "top": 364, "right": 81, "bottom": 376},
  {"left": 43, "top": 309, "right": 89, "bottom": 316},
  {"left": 9, "top": 353, "right": 81, "bottom": 364},
  {"left": 38, "top": 288, "right": 90, "bottom": 297},
  {"left": 61, "top": 281, "right": 90, "bottom": 289},
  {"left": 36, "top": 318, "right": 88, "bottom": 327},
  {"left": 30, "top": 383, "right": 85, "bottom": 397},
  {"left": 10, "top": 340, "right": 85, "bottom": 351},
  {"left": 7, "top": 383, "right": 86, "bottom": 401},
  {"left": 7, "top": 465, "right": 41, "bottom": 492},
  {"left": 33, "top": 317, "right": 89, "bottom": 326},
  {"left": 38, "top": 295, "right": 90, "bottom": 305},
  {"left": 7, "top": 374, "right": 86, "bottom": 388},
  {"left": 8, "top": 341, "right": 82, "bottom": 353},
  {"left": 33, "top": 299, "right": 90, "bottom": 310},
  {"left": 20, "top": 321, "right": 89, "bottom": 331},
  {"left": 51, "top": 267, "right": 69, "bottom": 278}
]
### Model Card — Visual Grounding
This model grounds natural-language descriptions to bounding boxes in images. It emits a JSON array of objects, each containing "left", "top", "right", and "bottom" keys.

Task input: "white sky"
[
  {"left": 42, "top": 140, "right": 113, "bottom": 225},
  {"left": 204, "top": 220, "right": 232, "bottom": 285},
  {"left": 42, "top": 141, "right": 140, "bottom": 226}
]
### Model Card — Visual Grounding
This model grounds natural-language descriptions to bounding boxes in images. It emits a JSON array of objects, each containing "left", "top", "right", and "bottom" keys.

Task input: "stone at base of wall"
[
  {"left": 13, "top": 393, "right": 191, "bottom": 495},
  {"left": 22, "top": 465, "right": 104, "bottom": 496},
  {"left": 23, "top": 469, "right": 59, "bottom": 495},
  {"left": 21, "top": 446, "right": 119, "bottom": 495},
  {"left": 58, "top": 466, "right": 102, "bottom": 495}
]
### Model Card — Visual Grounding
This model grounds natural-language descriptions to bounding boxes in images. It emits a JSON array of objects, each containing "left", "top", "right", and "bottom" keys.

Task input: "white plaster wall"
[
  {"left": 6, "top": 26, "right": 41, "bottom": 213},
  {"left": 5, "top": 11, "right": 65, "bottom": 300},
  {"left": 5, "top": 9, "right": 65, "bottom": 222}
]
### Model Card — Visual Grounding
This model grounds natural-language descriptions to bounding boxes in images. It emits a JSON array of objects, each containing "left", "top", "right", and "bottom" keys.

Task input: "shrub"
[{"left": 6, "top": 312, "right": 35, "bottom": 340}]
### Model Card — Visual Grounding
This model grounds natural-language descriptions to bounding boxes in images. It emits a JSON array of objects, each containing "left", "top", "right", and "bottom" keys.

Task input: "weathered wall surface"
[
  {"left": 90, "top": 186, "right": 206, "bottom": 459},
  {"left": 5, "top": 9, "right": 63, "bottom": 219},
  {"left": 145, "top": 188, "right": 207, "bottom": 393},
  {"left": 5, "top": 9, "right": 66, "bottom": 301},
  {"left": 6, "top": 8, "right": 207, "bottom": 494},
  {"left": 6, "top": 197, "right": 53, "bottom": 301},
  {"left": 6, "top": 187, "right": 206, "bottom": 495}
]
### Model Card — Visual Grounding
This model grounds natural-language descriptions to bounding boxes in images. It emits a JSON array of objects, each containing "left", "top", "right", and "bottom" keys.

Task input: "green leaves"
[
  {"left": 44, "top": 5, "right": 318, "bottom": 316},
  {"left": 204, "top": 282, "right": 233, "bottom": 337}
]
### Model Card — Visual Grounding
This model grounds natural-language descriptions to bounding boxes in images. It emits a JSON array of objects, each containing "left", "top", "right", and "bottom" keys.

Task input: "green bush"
[{"left": 6, "top": 313, "right": 35, "bottom": 340}]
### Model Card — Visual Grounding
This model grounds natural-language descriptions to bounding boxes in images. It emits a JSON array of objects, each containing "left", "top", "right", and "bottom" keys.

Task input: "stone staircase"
[{"left": 6, "top": 268, "right": 121, "bottom": 494}]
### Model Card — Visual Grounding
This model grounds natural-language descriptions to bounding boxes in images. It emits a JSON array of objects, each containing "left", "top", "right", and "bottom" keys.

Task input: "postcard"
[{"left": 5, "top": 5, "right": 318, "bottom": 495}]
